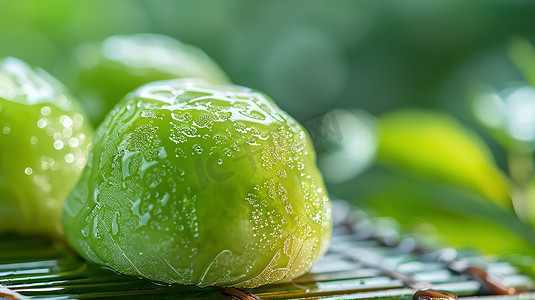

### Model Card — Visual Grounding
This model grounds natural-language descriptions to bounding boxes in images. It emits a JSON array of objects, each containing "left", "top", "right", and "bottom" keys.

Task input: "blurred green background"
[
  {"left": 1, "top": 0, "right": 534, "bottom": 119},
  {"left": 4, "top": 0, "right": 535, "bottom": 267}
]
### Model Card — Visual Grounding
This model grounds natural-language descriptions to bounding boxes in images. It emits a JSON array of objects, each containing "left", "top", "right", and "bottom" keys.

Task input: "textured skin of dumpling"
[
  {"left": 62, "top": 78, "right": 331, "bottom": 288},
  {"left": 68, "top": 34, "right": 230, "bottom": 126}
]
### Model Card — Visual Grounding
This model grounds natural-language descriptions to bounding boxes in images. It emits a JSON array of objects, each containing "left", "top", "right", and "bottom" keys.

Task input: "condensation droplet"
[
  {"left": 93, "top": 216, "right": 100, "bottom": 239},
  {"left": 54, "top": 140, "right": 64, "bottom": 150},
  {"left": 2, "top": 126, "right": 10, "bottom": 134},
  {"left": 141, "top": 110, "right": 156, "bottom": 118},
  {"left": 65, "top": 153, "right": 75, "bottom": 163},
  {"left": 112, "top": 212, "right": 119, "bottom": 235},
  {"left": 46, "top": 127, "right": 55, "bottom": 136},
  {"left": 77, "top": 157, "right": 86, "bottom": 168},
  {"left": 69, "top": 137, "right": 79, "bottom": 147},
  {"left": 50, "top": 160, "right": 59, "bottom": 171},
  {"left": 37, "top": 118, "right": 48, "bottom": 128},
  {"left": 30, "top": 136, "right": 38, "bottom": 144},
  {"left": 193, "top": 144, "right": 203, "bottom": 154},
  {"left": 57, "top": 95, "right": 68, "bottom": 108},
  {"left": 41, "top": 161, "right": 50, "bottom": 170},
  {"left": 24, "top": 167, "right": 33, "bottom": 175},
  {"left": 40, "top": 106, "right": 51, "bottom": 116},
  {"left": 174, "top": 147, "right": 186, "bottom": 158},
  {"left": 73, "top": 114, "right": 84, "bottom": 128},
  {"left": 59, "top": 115, "right": 73, "bottom": 128},
  {"left": 63, "top": 127, "right": 73, "bottom": 137},
  {"left": 158, "top": 147, "right": 167, "bottom": 159},
  {"left": 246, "top": 137, "right": 257, "bottom": 145}
]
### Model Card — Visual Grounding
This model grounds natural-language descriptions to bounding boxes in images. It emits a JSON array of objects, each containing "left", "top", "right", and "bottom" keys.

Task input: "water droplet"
[
  {"left": 30, "top": 136, "right": 38, "bottom": 144},
  {"left": 93, "top": 216, "right": 100, "bottom": 238},
  {"left": 242, "top": 110, "right": 266, "bottom": 120},
  {"left": 170, "top": 131, "right": 187, "bottom": 144},
  {"left": 41, "top": 161, "right": 50, "bottom": 170},
  {"left": 77, "top": 157, "right": 86, "bottom": 168},
  {"left": 50, "top": 160, "right": 59, "bottom": 171},
  {"left": 2, "top": 125, "right": 10, "bottom": 134},
  {"left": 73, "top": 114, "right": 84, "bottom": 128},
  {"left": 69, "top": 137, "right": 79, "bottom": 147},
  {"left": 59, "top": 115, "right": 73, "bottom": 128},
  {"left": 40, "top": 106, "right": 51, "bottom": 116},
  {"left": 46, "top": 127, "right": 55, "bottom": 136},
  {"left": 158, "top": 147, "right": 167, "bottom": 159},
  {"left": 53, "top": 140, "right": 64, "bottom": 150},
  {"left": 65, "top": 153, "right": 74, "bottom": 163},
  {"left": 246, "top": 137, "right": 257, "bottom": 145},
  {"left": 37, "top": 118, "right": 48, "bottom": 128},
  {"left": 112, "top": 212, "right": 119, "bottom": 235},
  {"left": 160, "top": 193, "right": 170, "bottom": 206},
  {"left": 24, "top": 167, "right": 33, "bottom": 175},
  {"left": 141, "top": 110, "right": 156, "bottom": 118},
  {"left": 174, "top": 147, "right": 185, "bottom": 158},
  {"left": 63, "top": 127, "right": 73, "bottom": 137},
  {"left": 193, "top": 144, "right": 203, "bottom": 154},
  {"left": 218, "top": 111, "right": 232, "bottom": 120},
  {"left": 171, "top": 112, "right": 192, "bottom": 123}
]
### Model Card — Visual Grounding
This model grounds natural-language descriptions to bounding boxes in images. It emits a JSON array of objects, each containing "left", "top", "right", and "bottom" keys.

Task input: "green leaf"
[
  {"left": 509, "top": 36, "right": 535, "bottom": 87},
  {"left": 351, "top": 166, "right": 535, "bottom": 256},
  {"left": 377, "top": 109, "right": 510, "bottom": 207}
]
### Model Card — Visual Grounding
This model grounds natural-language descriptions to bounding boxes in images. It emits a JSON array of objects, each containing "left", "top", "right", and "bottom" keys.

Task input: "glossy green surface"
[
  {"left": 0, "top": 57, "right": 93, "bottom": 235},
  {"left": 68, "top": 34, "right": 230, "bottom": 126},
  {"left": 62, "top": 79, "right": 332, "bottom": 288}
]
